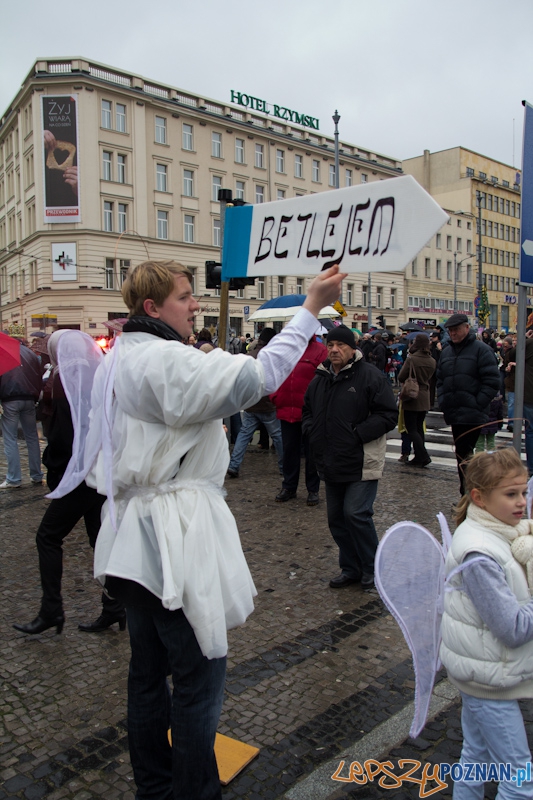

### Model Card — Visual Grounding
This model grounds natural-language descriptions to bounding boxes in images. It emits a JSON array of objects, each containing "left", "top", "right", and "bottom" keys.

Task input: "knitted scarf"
[{"left": 467, "top": 503, "right": 533, "bottom": 591}]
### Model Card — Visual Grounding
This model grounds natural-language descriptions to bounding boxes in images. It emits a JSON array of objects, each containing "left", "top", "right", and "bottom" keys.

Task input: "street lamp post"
[{"left": 332, "top": 110, "right": 340, "bottom": 190}]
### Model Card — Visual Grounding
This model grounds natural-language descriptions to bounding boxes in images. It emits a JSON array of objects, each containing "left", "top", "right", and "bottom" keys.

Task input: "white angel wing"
[
  {"left": 375, "top": 521, "right": 446, "bottom": 738},
  {"left": 46, "top": 332, "right": 104, "bottom": 499},
  {"left": 437, "top": 511, "right": 453, "bottom": 558}
]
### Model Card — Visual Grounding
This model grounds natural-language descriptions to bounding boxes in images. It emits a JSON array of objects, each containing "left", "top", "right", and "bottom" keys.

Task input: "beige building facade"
[
  {"left": 403, "top": 147, "right": 522, "bottom": 331},
  {"left": 0, "top": 57, "right": 406, "bottom": 340}
]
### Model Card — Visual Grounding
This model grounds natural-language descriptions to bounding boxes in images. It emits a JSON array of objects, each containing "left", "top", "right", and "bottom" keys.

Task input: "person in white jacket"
[
  {"left": 85, "top": 259, "right": 345, "bottom": 800},
  {"left": 440, "top": 447, "right": 533, "bottom": 799}
]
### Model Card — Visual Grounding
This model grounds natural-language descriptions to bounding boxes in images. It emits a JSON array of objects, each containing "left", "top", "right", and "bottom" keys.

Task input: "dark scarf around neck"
[{"left": 122, "top": 315, "right": 183, "bottom": 342}]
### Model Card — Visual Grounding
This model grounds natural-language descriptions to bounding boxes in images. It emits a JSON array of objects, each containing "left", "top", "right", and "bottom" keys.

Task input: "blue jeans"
[
  {"left": 1, "top": 399, "right": 43, "bottom": 484},
  {"left": 325, "top": 480, "right": 379, "bottom": 580},
  {"left": 228, "top": 410, "right": 283, "bottom": 472},
  {"left": 454, "top": 692, "right": 533, "bottom": 799},
  {"left": 523, "top": 403, "right": 533, "bottom": 475},
  {"left": 127, "top": 606, "right": 226, "bottom": 800}
]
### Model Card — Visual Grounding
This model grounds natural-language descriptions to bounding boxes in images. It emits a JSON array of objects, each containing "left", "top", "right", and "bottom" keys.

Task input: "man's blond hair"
[{"left": 122, "top": 260, "right": 192, "bottom": 317}]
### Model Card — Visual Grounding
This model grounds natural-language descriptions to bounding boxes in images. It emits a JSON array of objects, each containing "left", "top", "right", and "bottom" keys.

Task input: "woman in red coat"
[{"left": 270, "top": 337, "right": 327, "bottom": 505}]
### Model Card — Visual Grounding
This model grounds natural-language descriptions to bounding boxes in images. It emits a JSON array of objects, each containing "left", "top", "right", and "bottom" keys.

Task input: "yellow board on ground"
[
  {"left": 333, "top": 300, "right": 347, "bottom": 317},
  {"left": 215, "top": 732, "right": 260, "bottom": 785},
  {"left": 167, "top": 730, "right": 260, "bottom": 785}
]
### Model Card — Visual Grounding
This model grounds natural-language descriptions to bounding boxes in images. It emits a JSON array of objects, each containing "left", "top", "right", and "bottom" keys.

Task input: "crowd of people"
[{"left": 2, "top": 262, "right": 533, "bottom": 799}]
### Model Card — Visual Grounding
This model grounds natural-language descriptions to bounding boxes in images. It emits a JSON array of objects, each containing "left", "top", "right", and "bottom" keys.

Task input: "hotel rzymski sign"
[{"left": 230, "top": 90, "right": 319, "bottom": 130}]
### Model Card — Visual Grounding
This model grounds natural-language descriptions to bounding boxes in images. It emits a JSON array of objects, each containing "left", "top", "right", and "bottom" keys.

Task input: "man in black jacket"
[
  {"left": 302, "top": 326, "right": 397, "bottom": 591},
  {"left": 436, "top": 313, "right": 500, "bottom": 494}
]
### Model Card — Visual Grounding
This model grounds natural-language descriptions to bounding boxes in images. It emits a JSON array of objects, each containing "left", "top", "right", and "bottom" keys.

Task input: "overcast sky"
[{"left": 2, "top": 0, "right": 532, "bottom": 168}]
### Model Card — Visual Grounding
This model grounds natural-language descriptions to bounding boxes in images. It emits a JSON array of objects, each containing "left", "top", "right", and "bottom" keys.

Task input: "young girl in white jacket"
[{"left": 440, "top": 447, "right": 533, "bottom": 799}]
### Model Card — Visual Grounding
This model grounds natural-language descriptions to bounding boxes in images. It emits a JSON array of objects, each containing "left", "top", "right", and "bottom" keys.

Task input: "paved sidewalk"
[{"left": 0, "top": 438, "right": 526, "bottom": 799}]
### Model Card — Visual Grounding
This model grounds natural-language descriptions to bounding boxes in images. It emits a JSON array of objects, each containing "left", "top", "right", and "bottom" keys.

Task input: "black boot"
[
  {"left": 78, "top": 612, "right": 127, "bottom": 633},
  {"left": 13, "top": 615, "right": 65, "bottom": 635}
]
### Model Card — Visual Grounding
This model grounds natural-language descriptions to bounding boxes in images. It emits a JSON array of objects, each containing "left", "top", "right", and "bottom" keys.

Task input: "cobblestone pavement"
[{"left": 0, "top": 436, "right": 527, "bottom": 799}]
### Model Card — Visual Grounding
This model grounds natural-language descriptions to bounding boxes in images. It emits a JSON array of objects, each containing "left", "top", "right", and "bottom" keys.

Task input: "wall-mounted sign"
[
  {"left": 41, "top": 95, "right": 81, "bottom": 223},
  {"left": 230, "top": 90, "right": 319, "bottom": 130},
  {"left": 52, "top": 242, "right": 77, "bottom": 282}
]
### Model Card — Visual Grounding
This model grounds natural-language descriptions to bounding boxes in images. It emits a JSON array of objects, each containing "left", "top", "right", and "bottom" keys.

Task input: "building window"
[
  {"left": 278, "top": 277, "right": 285, "bottom": 296},
  {"left": 212, "top": 175, "right": 222, "bottom": 202},
  {"left": 235, "top": 138, "right": 244, "bottom": 163},
  {"left": 312, "top": 160, "right": 320, "bottom": 182},
  {"left": 157, "top": 210, "right": 168, "bottom": 240},
  {"left": 235, "top": 180, "right": 245, "bottom": 200},
  {"left": 446, "top": 235, "right": 452, "bottom": 250},
  {"left": 411, "top": 258, "right": 417, "bottom": 276},
  {"left": 436, "top": 259, "right": 442, "bottom": 279},
  {"left": 213, "top": 218, "right": 221, "bottom": 247},
  {"left": 390, "top": 288, "right": 396, "bottom": 309},
  {"left": 425, "top": 258, "right": 431, "bottom": 278},
  {"left": 116, "top": 103, "right": 126, "bottom": 132},
  {"left": 119, "top": 259, "right": 130, "bottom": 285},
  {"left": 329, "top": 164, "right": 336, "bottom": 187},
  {"left": 101, "top": 100, "right": 112, "bottom": 129},
  {"left": 376, "top": 287, "right": 382, "bottom": 307},
  {"left": 258, "top": 278, "right": 265, "bottom": 299},
  {"left": 103, "top": 151, "right": 112, "bottom": 181},
  {"left": 118, "top": 203, "right": 127, "bottom": 233},
  {"left": 361, "top": 173, "right": 368, "bottom": 183},
  {"left": 295, "top": 154, "right": 303, "bottom": 178},
  {"left": 447, "top": 261, "right": 452, "bottom": 281},
  {"left": 345, "top": 168, "right": 352, "bottom": 187},
  {"left": 155, "top": 116, "right": 166, "bottom": 144},
  {"left": 457, "top": 237, "right": 462, "bottom": 252},
  {"left": 466, "top": 167, "right": 474, "bottom": 177},
  {"left": 436, "top": 233, "right": 441, "bottom": 248},
  {"left": 467, "top": 264, "right": 472, "bottom": 283},
  {"left": 183, "top": 123, "right": 193, "bottom": 151},
  {"left": 183, "top": 169, "right": 194, "bottom": 197},
  {"left": 105, "top": 258, "right": 114, "bottom": 289},
  {"left": 276, "top": 149, "right": 285, "bottom": 173},
  {"left": 212, "top": 132, "right": 222, "bottom": 158},
  {"left": 156, "top": 163, "right": 167, "bottom": 192},
  {"left": 479, "top": 171, "right": 487, "bottom": 180},
  {"left": 255, "top": 185, "right": 264, "bottom": 203},
  {"left": 467, "top": 239, "right": 472, "bottom": 253},
  {"left": 277, "top": 189, "right": 285, "bottom": 200},
  {"left": 362, "top": 285, "right": 368, "bottom": 306},
  {"left": 117, "top": 154, "right": 126, "bottom": 184},
  {"left": 184, "top": 215, "right": 194, "bottom": 243},
  {"left": 255, "top": 144, "right": 264, "bottom": 168},
  {"left": 346, "top": 283, "right": 353, "bottom": 306},
  {"left": 297, "top": 278, "right": 304, "bottom": 294},
  {"left": 104, "top": 201, "right": 113, "bottom": 232}
]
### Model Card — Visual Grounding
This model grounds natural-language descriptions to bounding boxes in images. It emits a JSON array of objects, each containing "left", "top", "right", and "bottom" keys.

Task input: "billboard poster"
[
  {"left": 41, "top": 94, "right": 81, "bottom": 223},
  {"left": 52, "top": 242, "right": 77, "bottom": 282}
]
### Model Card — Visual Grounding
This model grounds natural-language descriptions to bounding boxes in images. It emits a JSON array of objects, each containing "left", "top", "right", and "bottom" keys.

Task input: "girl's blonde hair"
[
  {"left": 455, "top": 447, "right": 528, "bottom": 524},
  {"left": 121, "top": 260, "right": 192, "bottom": 318}
]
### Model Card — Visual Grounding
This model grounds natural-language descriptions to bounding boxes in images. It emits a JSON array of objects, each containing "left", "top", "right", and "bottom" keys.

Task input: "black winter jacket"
[
  {"left": 436, "top": 331, "right": 500, "bottom": 425},
  {"left": 302, "top": 351, "right": 397, "bottom": 483},
  {"left": 0, "top": 345, "right": 42, "bottom": 402}
]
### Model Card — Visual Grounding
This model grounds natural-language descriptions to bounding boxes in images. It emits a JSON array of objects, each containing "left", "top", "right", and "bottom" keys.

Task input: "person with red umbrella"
[{"left": 0, "top": 336, "right": 44, "bottom": 488}]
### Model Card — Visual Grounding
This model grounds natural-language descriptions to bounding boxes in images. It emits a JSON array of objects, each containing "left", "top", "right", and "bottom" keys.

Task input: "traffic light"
[
  {"left": 205, "top": 261, "right": 255, "bottom": 291},
  {"left": 377, "top": 315, "right": 385, "bottom": 328},
  {"left": 205, "top": 261, "right": 223, "bottom": 289}
]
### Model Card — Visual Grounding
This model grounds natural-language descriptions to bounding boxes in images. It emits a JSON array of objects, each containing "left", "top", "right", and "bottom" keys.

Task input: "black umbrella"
[{"left": 399, "top": 322, "right": 425, "bottom": 332}]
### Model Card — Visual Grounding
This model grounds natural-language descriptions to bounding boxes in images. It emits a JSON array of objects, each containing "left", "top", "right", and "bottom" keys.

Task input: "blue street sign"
[{"left": 520, "top": 102, "right": 533, "bottom": 284}]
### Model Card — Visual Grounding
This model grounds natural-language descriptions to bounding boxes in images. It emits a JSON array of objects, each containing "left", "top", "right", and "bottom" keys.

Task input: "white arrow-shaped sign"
[
  {"left": 222, "top": 174, "right": 449, "bottom": 280},
  {"left": 522, "top": 239, "right": 533, "bottom": 257}
]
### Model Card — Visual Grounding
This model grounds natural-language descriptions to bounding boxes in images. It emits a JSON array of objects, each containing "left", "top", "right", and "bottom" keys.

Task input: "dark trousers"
[
  {"left": 36, "top": 473, "right": 123, "bottom": 619},
  {"left": 280, "top": 420, "right": 320, "bottom": 493},
  {"left": 451, "top": 424, "right": 480, "bottom": 495},
  {"left": 325, "top": 480, "right": 379, "bottom": 580},
  {"left": 403, "top": 410, "right": 429, "bottom": 463},
  {"left": 127, "top": 606, "right": 226, "bottom": 800}
]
